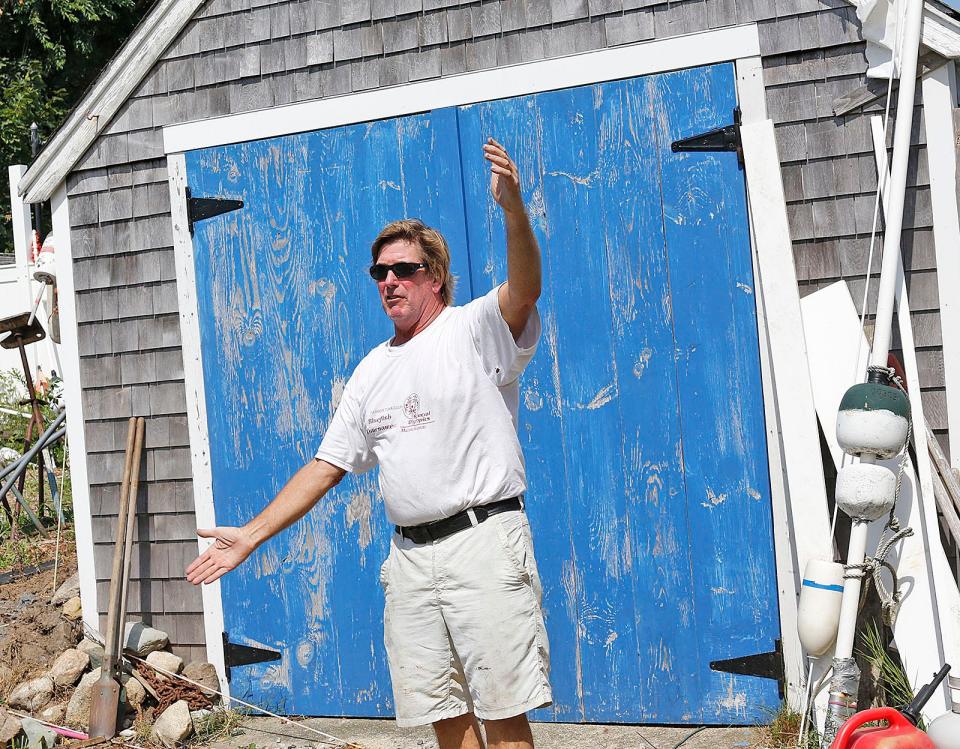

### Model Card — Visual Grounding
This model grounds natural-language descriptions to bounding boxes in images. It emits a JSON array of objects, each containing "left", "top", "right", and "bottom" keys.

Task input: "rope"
[
  {"left": 124, "top": 654, "right": 355, "bottom": 747},
  {"left": 842, "top": 366, "right": 915, "bottom": 626}
]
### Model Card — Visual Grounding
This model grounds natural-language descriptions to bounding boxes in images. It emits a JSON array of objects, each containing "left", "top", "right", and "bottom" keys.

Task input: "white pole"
[
  {"left": 869, "top": 0, "right": 925, "bottom": 368},
  {"left": 821, "top": 5, "right": 927, "bottom": 746},
  {"left": 834, "top": 522, "right": 870, "bottom": 659},
  {"left": 8, "top": 166, "right": 31, "bottom": 269},
  {"left": 834, "top": 0, "right": 925, "bottom": 665}
]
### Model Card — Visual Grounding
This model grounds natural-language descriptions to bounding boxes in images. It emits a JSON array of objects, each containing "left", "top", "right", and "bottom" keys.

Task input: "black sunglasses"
[{"left": 368, "top": 262, "right": 427, "bottom": 281}]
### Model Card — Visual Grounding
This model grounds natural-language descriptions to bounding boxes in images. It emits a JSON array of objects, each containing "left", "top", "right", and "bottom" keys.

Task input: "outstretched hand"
[
  {"left": 186, "top": 526, "right": 256, "bottom": 585},
  {"left": 484, "top": 138, "right": 524, "bottom": 215}
]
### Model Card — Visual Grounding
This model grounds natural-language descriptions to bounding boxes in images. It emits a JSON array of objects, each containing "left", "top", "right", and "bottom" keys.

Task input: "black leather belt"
[{"left": 395, "top": 497, "right": 522, "bottom": 544}]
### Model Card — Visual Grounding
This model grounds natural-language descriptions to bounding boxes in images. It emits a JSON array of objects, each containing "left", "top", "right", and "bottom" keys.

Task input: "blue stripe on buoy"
[{"left": 802, "top": 579, "right": 843, "bottom": 592}]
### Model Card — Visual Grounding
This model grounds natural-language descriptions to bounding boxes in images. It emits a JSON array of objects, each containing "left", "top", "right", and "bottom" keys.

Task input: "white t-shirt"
[{"left": 315, "top": 285, "right": 541, "bottom": 526}]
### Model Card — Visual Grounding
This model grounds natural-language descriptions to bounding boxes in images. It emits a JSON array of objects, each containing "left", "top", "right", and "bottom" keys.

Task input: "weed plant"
[
  {"left": 0, "top": 366, "right": 71, "bottom": 569},
  {"left": 755, "top": 702, "right": 818, "bottom": 749},
  {"left": 191, "top": 707, "right": 250, "bottom": 743},
  {"left": 859, "top": 621, "right": 918, "bottom": 723}
]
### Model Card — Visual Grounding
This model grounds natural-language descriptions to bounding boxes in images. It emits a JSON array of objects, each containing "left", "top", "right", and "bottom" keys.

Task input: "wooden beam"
[
  {"left": 870, "top": 114, "right": 958, "bottom": 717},
  {"left": 932, "top": 453, "right": 960, "bottom": 545},
  {"left": 740, "top": 121, "right": 834, "bottom": 572},
  {"left": 833, "top": 52, "right": 944, "bottom": 117},
  {"left": 50, "top": 181, "right": 101, "bottom": 638},
  {"left": 18, "top": 0, "right": 205, "bottom": 203},
  {"left": 929, "top": 423, "right": 960, "bottom": 517},
  {"left": 922, "top": 63, "right": 960, "bottom": 470}
]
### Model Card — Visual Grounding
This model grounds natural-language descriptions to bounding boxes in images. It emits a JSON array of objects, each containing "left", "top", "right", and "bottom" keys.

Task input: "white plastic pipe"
[
  {"left": 869, "top": 0, "right": 926, "bottom": 367},
  {"left": 835, "top": 521, "right": 870, "bottom": 658}
]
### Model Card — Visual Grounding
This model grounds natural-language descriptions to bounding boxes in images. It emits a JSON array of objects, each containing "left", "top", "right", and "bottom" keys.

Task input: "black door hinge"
[
  {"left": 222, "top": 632, "right": 282, "bottom": 682},
  {"left": 671, "top": 107, "right": 743, "bottom": 168},
  {"left": 186, "top": 187, "right": 244, "bottom": 235},
  {"left": 710, "top": 638, "right": 785, "bottom": 699}
]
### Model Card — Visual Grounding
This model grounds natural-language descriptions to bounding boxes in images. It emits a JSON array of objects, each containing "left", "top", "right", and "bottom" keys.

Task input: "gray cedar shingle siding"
[{"left": 63, "top": 0, "right": 955, "bottom": 658}]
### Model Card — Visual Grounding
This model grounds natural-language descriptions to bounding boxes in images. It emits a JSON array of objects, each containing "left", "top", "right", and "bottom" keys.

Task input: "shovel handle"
[
  {"left": 102, "top": 418, "right": 137, "bottom": 679},
  {"left": 117, "top": 418, "right": 145, "bottom": 654}
]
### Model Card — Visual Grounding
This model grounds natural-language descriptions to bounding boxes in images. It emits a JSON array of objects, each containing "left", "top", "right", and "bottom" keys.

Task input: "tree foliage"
[{"left": 1, "top": 0, "right": 150, "bottom": 252}]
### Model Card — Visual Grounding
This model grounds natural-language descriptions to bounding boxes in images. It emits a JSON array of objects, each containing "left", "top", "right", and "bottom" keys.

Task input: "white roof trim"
[
  {"left": 923, "top": 2, "right": 960, "bottom": 57},
  {"left": 846, "top": 0, "right": 960, "bottom": 58},
  {"left": 19, "top": 0, "right": 960, "bottom": 204},
  {"left": 18, "top": 0, "right": 204, "bottom": 204}
]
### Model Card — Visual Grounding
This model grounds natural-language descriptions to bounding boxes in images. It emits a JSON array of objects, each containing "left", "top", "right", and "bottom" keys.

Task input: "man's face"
[{"left": 374, "top": 239, "right": 442, "bottom": 327}]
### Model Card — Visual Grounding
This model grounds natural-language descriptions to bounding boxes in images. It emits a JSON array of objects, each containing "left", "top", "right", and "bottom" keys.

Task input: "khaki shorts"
[{"left": 380, "top": 508, "right": 552, "bottom": 727}]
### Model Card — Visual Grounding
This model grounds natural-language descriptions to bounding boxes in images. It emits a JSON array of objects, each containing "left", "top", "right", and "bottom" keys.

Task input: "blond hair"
[{"left": 370, "top": 219, "right": 456, "bottom": 305}]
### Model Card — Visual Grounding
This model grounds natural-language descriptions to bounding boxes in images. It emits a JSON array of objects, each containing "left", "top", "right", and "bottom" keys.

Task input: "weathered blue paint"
[
  {"left": 186, "top": 109, "right": 469, "bottom": 715},
  {"left": 652, "top": 65, "right": 781, "bottom": 720},
  {"left": 185, "top": 62, "right": 780, "bottom": 723}
]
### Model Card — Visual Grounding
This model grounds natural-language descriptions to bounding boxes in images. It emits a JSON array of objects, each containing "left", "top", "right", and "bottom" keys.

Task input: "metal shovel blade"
[
  {"left": 87, "top": 675, "right": 121, "bottom": 738},
  {"left": 88, "top": 417, "right": 138, "bottom": 739}
]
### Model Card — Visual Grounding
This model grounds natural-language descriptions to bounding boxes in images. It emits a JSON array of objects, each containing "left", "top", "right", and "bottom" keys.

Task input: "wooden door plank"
[
  {"left": 653, "top": 64, "right": 782, "bottom": 723},
  {"left": 599, "top": 76, "right": 701, "bottom": 722},
  {"left": 456, "top": 98, "right": 584, "bottom": 722},
  {"left": 529, "top": 82, "right": 645, "bottom": 722}
]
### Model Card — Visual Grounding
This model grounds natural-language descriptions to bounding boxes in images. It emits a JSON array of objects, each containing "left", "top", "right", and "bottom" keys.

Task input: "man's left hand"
[{"left": 484, "top": 138, "right": 525, "bottom": 215}]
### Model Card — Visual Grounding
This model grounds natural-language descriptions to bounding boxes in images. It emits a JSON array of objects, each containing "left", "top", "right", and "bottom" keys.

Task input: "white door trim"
[
  {"left": 168, "top": 24, "right": 814, "bottom": 709},
  {"left": 51, "top": 181, "right": 101, "bottom": 637},
  {"left": 166, "top": 153, "right": 229, "bottom": 698},
  {"left": 163, "top": 24, "right": 760, "bottom": 154}
]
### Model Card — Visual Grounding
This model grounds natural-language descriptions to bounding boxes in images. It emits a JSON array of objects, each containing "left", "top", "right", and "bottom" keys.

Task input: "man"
[{"left": 186, "top": 138, "right": 549, "bottom": 749}]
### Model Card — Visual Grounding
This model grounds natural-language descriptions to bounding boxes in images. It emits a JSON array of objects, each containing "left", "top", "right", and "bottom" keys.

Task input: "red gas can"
[{"left": 831, "top": 707, "right": 936, "bottom": 749}]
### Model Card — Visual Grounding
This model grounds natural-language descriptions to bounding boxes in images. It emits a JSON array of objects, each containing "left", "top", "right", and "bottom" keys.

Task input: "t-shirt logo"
[{"left": 403, "top": 393, "right": 421, "bottom": 419}]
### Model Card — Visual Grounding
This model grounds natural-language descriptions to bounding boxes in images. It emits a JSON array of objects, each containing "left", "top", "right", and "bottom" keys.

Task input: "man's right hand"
[
  {"left": 186, "top": 526, "right": 257, "bottom": 585},
  {"left": 184, "top": 459, "right": 347, "bottom": 585}
]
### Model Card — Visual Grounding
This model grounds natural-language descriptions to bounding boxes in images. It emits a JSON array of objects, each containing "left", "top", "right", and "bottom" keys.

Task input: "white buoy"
[
  {"left": 927, "top": 674, "right": 960, "bottom": 749},
  {"left": 836, "top": 383, "right": 910, "bottom": 459},
  {"left": 835, "top": 462, "right": 897, "bottom": 522},
  {"left": 798, "top": 559, "right": 845, "bottom": 657}
]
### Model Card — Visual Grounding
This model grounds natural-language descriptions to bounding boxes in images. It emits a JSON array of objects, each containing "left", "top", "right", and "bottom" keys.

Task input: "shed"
[{"left": 15, "top": 0, "right": 960, "bottom": 726}]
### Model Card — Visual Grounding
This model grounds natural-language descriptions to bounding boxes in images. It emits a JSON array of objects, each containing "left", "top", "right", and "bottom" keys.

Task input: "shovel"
[
  {"left": 118, "top": 418, "right": 145, "bottom": 652},
  {"left": 88, "top": 418, "right": 139, "bottom": 738}
]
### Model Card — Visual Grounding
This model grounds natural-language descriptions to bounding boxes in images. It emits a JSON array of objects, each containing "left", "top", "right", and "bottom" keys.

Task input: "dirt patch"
[{"left": 0, "top": 539, "right": 79, "bottom": 696}]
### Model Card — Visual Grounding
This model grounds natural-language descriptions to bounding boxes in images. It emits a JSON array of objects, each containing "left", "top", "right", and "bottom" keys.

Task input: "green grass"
[
  {"left": 190, "top": 707, "right": 250, "bottom": 744},
  {"left": 754, "top": 702, "right": 818, "bottom": 749},
  {"left": 0, "top": 535, "right": 43, "bottom": 571},
  {"left": 858, "top": 620, "right": 919, "bottom": 723}
]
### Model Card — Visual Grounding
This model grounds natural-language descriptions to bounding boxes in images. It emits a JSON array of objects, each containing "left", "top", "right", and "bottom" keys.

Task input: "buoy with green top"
[{"left": 836, "top": 378, "right": 910, "bottom": 459}]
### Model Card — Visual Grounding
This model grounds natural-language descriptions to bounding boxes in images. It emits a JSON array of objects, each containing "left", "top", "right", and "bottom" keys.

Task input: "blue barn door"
[{"left": 185, "top": 62, "right": 781, "bottom": 723}]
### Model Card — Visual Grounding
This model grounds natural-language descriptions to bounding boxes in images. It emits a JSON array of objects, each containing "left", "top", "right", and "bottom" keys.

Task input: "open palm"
[
  {"left": 186, "top": 526, "right": 256, "bottom": 584},
  {"left": 484, "top": 138, "right": 524, "bottom": 214}
]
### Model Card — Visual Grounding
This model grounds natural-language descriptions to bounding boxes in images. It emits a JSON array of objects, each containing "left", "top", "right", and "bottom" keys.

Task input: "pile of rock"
[{"left": 1, "top": 577, "right": 222, "bottom": 749}]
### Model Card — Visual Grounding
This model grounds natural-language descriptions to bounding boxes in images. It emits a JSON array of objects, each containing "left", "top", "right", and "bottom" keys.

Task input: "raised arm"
[
  {"left": 186, "top": 458, "right": 346, "bottom": 585},
  {"left": 483, "top": 138, "right": 542, "bottom": 341}
]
